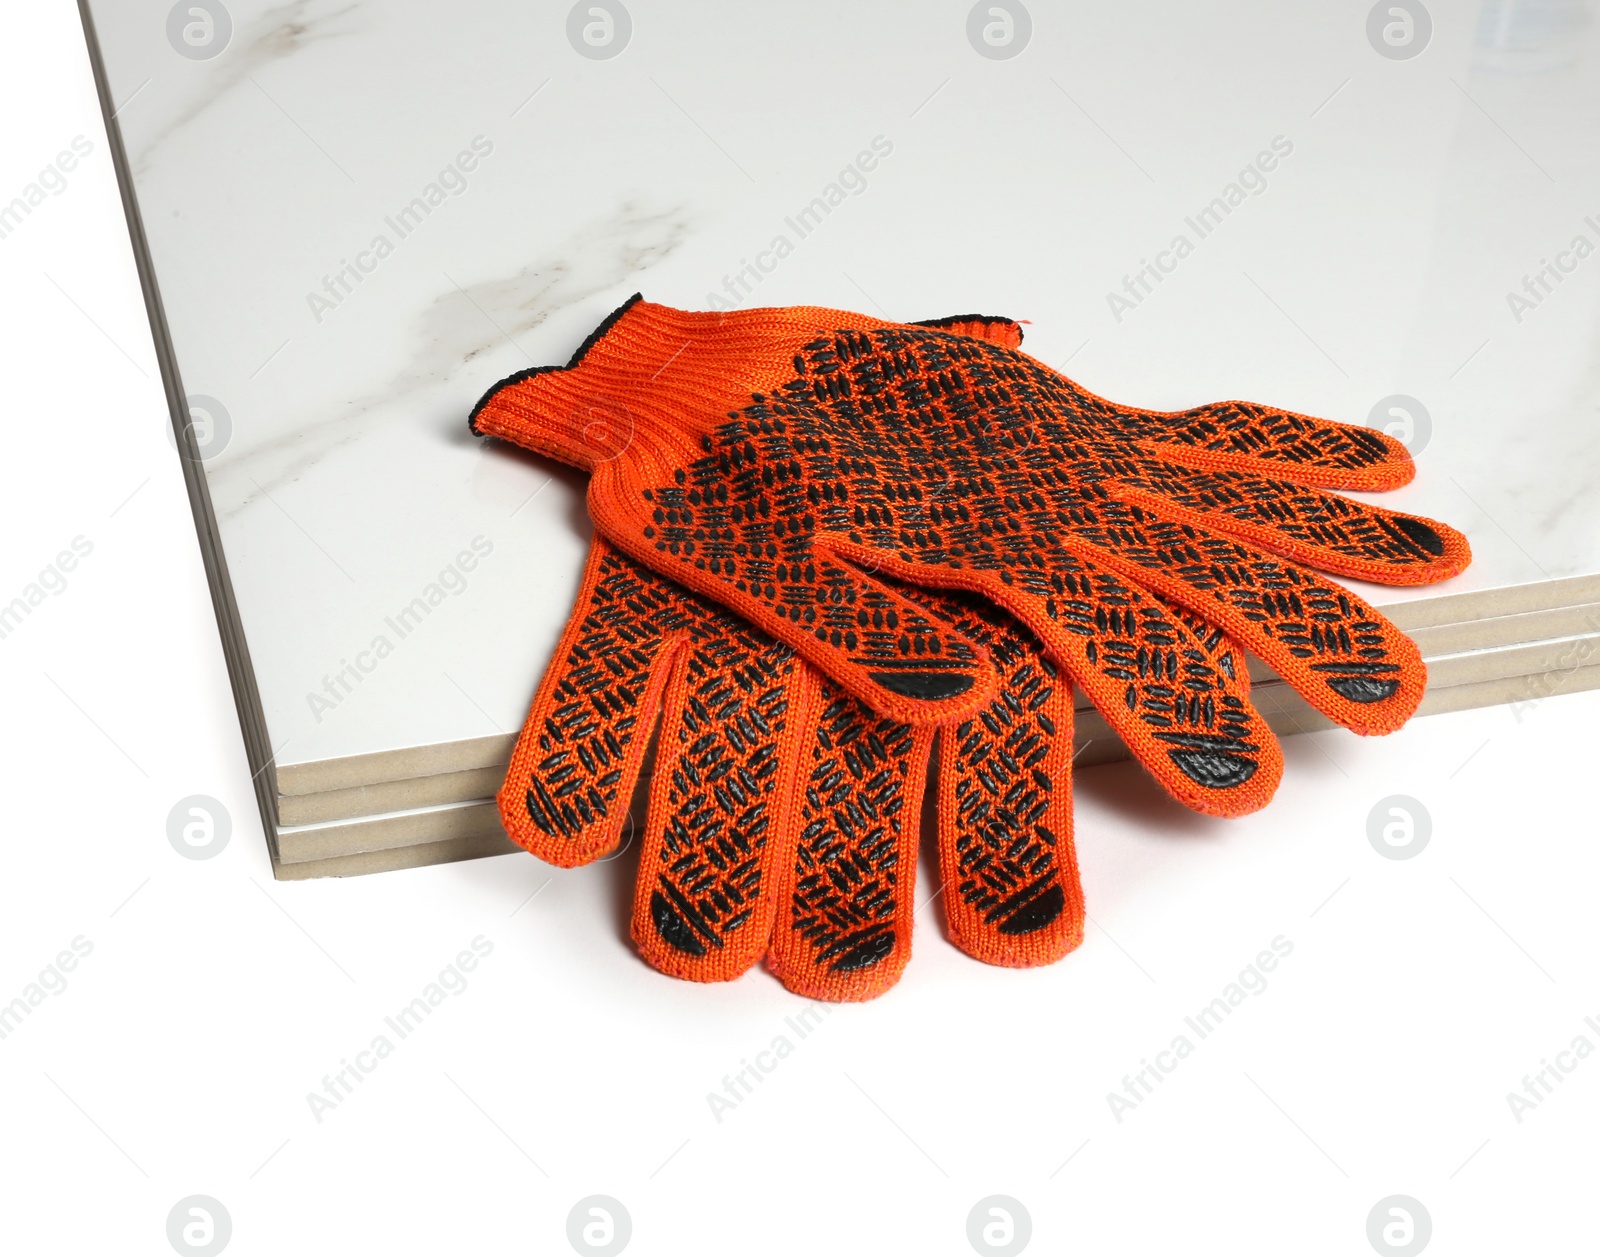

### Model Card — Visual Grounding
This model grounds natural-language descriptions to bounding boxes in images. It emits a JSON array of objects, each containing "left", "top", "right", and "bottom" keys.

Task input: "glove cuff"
[
  {"left": 468, "top": 296, "right": 1026, "bottom": 471},
  {"left": 467, "top": 293, "right": 694, "bottom": 472}
]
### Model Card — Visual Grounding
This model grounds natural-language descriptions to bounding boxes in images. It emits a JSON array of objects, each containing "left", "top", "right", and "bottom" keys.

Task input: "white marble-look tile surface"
[{"left": 87, "top": 0, "right": 1600, "bottom": 772}]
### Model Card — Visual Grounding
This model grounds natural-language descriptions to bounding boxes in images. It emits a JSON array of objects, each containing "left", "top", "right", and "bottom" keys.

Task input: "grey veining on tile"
[
  {"left": 128, "top": 0, "right": 359, "bottom": 174},
  {"left": 218, "top": 198, "right": 695, "bottom": 513}
]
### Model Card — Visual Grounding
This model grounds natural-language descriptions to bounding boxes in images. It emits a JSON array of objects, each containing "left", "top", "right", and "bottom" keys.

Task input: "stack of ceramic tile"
[
  {"left": 81, "top": 0, "right": 1600, "bottom": 878},
  {"left": 264, "top": 575, "right": 1600, "bottom": 879}
]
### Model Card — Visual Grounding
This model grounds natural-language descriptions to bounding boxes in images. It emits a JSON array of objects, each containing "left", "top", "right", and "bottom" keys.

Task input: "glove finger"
[
  {"left": 903, "top": 338, "right": 1405, "bottom": 492},
  {"left": 837, "top": 538, "right": 1284, "bottom": 819},
  {"left": 767, "top": 688, "right": 933, "bottom": 1001},
  {"left": 915, "top": 592, "right": 1084, "bottom": 967},
  {"left": 1064, "top": 497, "right": 1428, "bottom": 735},
  {"left": 1164, "top": 597, "right": 1255, "bottom": 695},
  {"left": 613, "top": 520, "right": 1001, "bottom": 726},
  {"left": 498, "top": 545, "right": 678, "bottom": 867},
  {"left": 630, "top": 619, "right": 819, "bottom": 983},
  {"left": 1125, "top": 399, "right": 1413, "bottom": 491},
  {"left": 1017, "top": 361, "right": 1412, "bottom": 491},
  {"left": 1109, "top": 462, "right": 1471, "bottom": 586}
]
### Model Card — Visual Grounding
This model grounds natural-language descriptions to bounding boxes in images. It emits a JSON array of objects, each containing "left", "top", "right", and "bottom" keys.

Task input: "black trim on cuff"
[
  {"left": 910, "top": 312, "right": 1021, "bottom": 338},
  {"left": 467, "top": 292, "right": 645, "bottom": 436}
]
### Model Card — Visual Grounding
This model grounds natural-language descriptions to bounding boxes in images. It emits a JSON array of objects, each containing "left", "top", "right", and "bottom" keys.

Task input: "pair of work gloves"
[{"left": 469, "top": 297, "right": 1469, "bottom": 1001}]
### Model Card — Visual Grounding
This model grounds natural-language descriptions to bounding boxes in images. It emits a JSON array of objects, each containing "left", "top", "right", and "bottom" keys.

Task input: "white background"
[{"left": 2, "top": 3, "right": 1597, "bottom": 1254}]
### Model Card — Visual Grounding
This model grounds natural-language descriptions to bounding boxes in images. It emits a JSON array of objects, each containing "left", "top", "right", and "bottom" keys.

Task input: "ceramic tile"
[{"left": 84, "top": 0, "right": 1600, "bottom": 817}]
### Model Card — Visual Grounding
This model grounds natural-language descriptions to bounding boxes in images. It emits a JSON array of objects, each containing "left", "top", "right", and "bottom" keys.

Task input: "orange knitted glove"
[
  {"left": 474, "top": 299, "right": 1468, "bottom": 814},
  {"left": 505, "top": 536, "right": 1109, "bottom": 1000}
]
